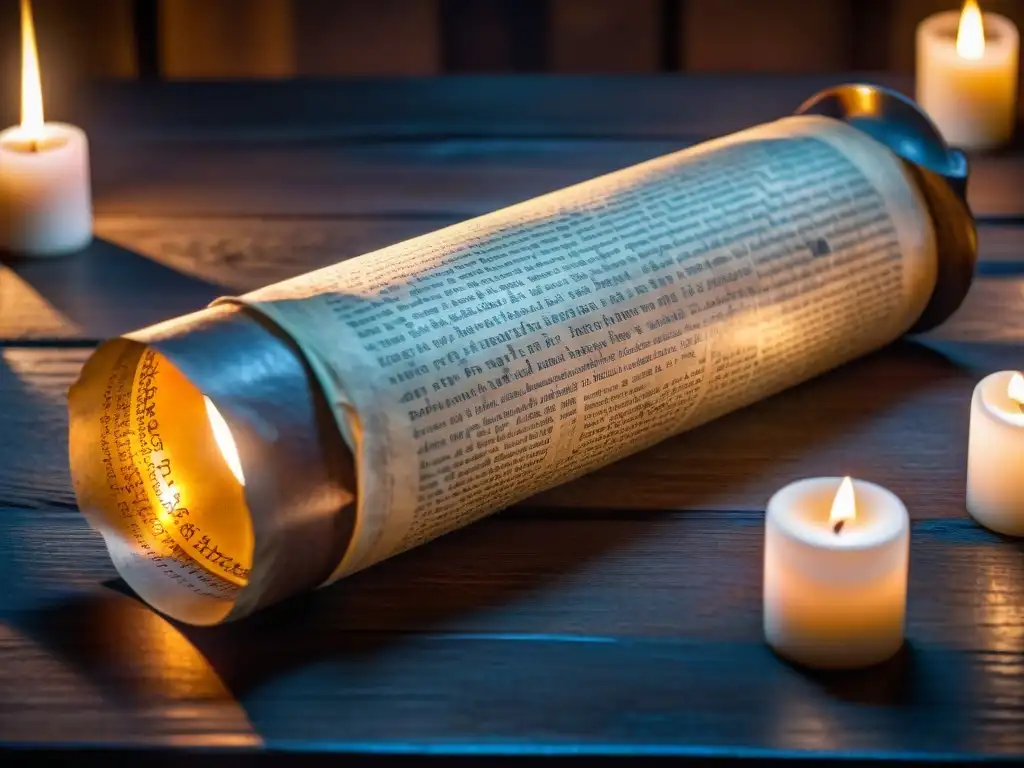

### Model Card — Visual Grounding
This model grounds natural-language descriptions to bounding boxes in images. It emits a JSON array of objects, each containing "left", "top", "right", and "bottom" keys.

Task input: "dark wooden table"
[{"left": 1, "top": 75, "right": 1023, "bottom": 765}]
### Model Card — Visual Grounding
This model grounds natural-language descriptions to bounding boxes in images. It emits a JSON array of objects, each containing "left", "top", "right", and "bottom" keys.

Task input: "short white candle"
[
  {"left": 916, "top": 0, "right": 1019, "bottom": 151},
  {"left": 967, "top": 371, "right": 1024, "bottom": 536},
  {"left": 0, "top": 0, "right": 91, "bottom": 258},
  {"left": 764, "top": 477, "right": 910, "bottom": 670}
]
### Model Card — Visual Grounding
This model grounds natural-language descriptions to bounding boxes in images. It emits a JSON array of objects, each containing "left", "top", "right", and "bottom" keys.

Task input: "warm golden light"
[
  {"left": 956, "top": 0, "right": 986, "bottom": 60},
  {"left": 851, "top": 84, "right": 879, "bottom": 114},
  {"left": 19, "top": 0, "right": 44, "bottom": 138},
  {"left": 829, "top": 476, "right": 857, "bottom": 533},
  {"left": 1008, "top": 372, "right": 1024, "bottom": 407},
  {"left": 204, "top": 396, "right": 246, "bottom": 486}
]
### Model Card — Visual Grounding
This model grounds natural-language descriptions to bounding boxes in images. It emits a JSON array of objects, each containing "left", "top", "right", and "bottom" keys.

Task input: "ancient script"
[{"left": 226, "top": 115, "right": 937, "bottom": 585}]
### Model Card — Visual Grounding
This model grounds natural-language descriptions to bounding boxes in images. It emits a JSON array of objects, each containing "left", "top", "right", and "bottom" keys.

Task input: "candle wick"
[{"left": 833, "top": 519, "right": 845, "bottom": 535}]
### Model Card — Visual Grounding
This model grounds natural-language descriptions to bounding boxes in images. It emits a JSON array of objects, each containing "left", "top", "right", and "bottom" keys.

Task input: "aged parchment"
[{"left": 229, "top": 115, "right": 936, "bottom": 584}]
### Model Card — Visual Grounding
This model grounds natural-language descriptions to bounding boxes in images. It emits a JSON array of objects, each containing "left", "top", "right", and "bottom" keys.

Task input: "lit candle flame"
[
  {"left": 956, "top": 0, "right": 986, "bottom": 61},
  {"left": 829, "top": 476, "right": 857, "bottom": 534},
  {"left": 19, "top": 0, "right": 45, "bottom": 139},
  {"left": 1008, "top": 372, "right": 1024, "bottom": 409},
  {"left": 204, "top": 396, "right": 246, "bottom": 486}
]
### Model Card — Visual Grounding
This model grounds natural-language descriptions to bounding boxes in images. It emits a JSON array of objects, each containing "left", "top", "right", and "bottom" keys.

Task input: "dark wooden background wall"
[
  {"left": 0, "top": 0, "right": 1021, "bottom": 122},
  {"left": 0, "top": 0, "right": 1021, "bottom": 83}
]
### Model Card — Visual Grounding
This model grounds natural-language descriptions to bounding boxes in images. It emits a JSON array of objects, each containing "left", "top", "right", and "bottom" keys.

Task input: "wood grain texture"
[
  {"left": 46, "top": 75, "right": 926, "bottom": 142},
  {"left": 441, "top": 0, "right": 547, "bottom": 72},
  {"left": 549, "top": 0, "right": 660, "bottom": 73},
  {"left": 88, "top": 139, "right": 683, "bottom": 217},
  {"left": 292, "top": 0, "right": 440, "bottom": 76},
  {"left": 1, "top": 217, "right": 1020, "bottom": 342},
  {"left": 77, "top": 138, "right": 1024, "bottom": 219},
  {"left": 36, "top": 0, "right": 137, "bottom": 79},
  {"left": 2, "top": 507, "right": 1023, "bottom": 757},
  {"left": 5, "top": 507, "right": 1024, "bottom": 646},
  {"left": 154, "top": 0, "right": 441, "bottom": 78},
  {"left": 851, "top": 0, "right": 892, "bottom": 71},
  {"left": 682, "top": 0, "right": 855, "bottom": 73},
  {"left": 159, "top": 0, "right": 296, "bottom": 79},
  {"left": 0, "top": 329, "right": 1020, "bottom": 512}
]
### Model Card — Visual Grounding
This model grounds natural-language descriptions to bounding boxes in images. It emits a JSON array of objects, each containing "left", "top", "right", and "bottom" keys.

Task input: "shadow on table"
[
  {"left": 775, "top": 643, "right": 923, "bottom": 707},
  {"left": 4, "top": 339, "right": 997, "bottom": 738},
  {"left": 1, "top": 237, "right": 229, "bottom": 339}
]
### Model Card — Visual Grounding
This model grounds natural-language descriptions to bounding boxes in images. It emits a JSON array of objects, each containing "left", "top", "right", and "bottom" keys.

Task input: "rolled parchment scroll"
[{"left": 69, "top": 86, "right": 976, "bottom": 625}]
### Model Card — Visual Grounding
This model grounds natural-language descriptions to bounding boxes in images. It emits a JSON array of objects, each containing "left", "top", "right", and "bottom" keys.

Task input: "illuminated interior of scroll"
[{"left": 128, "top": 350, "right": 254, "bottom": 591}]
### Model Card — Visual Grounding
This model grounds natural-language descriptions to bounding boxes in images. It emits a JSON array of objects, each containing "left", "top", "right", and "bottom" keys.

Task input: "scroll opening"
[{"left": 69, "top": 340, "right": 254, "bottom": 625}]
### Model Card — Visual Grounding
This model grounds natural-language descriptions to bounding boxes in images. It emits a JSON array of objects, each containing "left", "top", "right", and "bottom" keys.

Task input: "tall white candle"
[
  {"left": 967, "top": 371, "right": 1024, "bottom": 536},
  {"left": 916, "top": 0, "right": 1019, "bottom": 151},
  {"left": 0, "top": 0, "right": 91, "bottom": 258},
  {"left": 764, "top": 477, "right": 910, "bottom": 670}
]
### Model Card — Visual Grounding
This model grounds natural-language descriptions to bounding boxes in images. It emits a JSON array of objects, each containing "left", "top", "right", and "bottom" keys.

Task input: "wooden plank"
[
  {"left": 851, "top": 0, "right": 892, "bottom": 71},
  {"left": 158, "top": 0, "right": 296, "bottom": 79},
  {"left": 94, "top": 215, "right": 460, "bottom": 293},
  {"left": 1, "top": 216, "right": 1019, "bottom": 343},
  {"left": 0, "top": 318, "right": 1019, "bottom": 511},
  {"left": 4, "top": 506, "right": 1023, "bottom": 647},
  {"left": 41, "top": 76, "right": 920, "bottom": 142},
  {"left": 1, "top": 507, "right": 1023, "bottom": 756},
  {"left": 78, "top": 138, "right": 1024, "bottom": 218},
  {"left": 682, "top": 0, "right": 855, "bottom": 73},
  {"left": 0, "top": 348, "right": 87, "bottom": 509},
  {"left": 89, "top": 139, "right": 671, "bottom": 217},
  {"left": 979, "top": 223, "right": 1024, "bottom": 261},
  {"left": 293, "top": 0, "right": 439, "bottom": 76},
  {"left": 94, "top": 217, "right": 1024, "bottom": 270},
  {"left": 133, "top": 0, "right": 161, "bottom": 80},
  {"left": 549, "top": 0, "right": 660, "bottom": 73},
  {"left": 888, "top": 0, "right": 947, "bottom": 73},
  {"left": 969, "top": 155, "right": 1024, "bottom": 219},
  {"left": 440, "top": 0, "right": 547, "bottom": 72},
  {"left": 39, "top": 0, "right": 137, "bottom": 79},
  {"left": 2, "top": 75, "right": 1016, "bottom": 144},
  {"left": 88, "top": 139, "right": 682, "bottom": 217}
]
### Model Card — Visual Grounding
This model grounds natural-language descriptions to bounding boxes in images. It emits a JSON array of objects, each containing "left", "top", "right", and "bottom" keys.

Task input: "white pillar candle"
[
  {"left": 916, "top": 0, "right": 1019, "bottom": 151},
  {"left": 764, "top": 477, "right": 910, "bottom": 670},
  {"left": 0, "top": 0, "right": 91, "bottom": 258},
  {"left": 967, "top": 371, "right": 1024, "bottom": 536},
  {"left": 0, "top": 123, "right": 92, "bottom": 257}
]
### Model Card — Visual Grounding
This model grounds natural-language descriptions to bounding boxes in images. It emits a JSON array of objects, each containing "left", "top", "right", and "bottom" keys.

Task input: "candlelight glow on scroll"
[
  {"left": 957, "top": 0, "right": 986, "bottom": 61},
  {"left": 19, "top": 0, "right": 44, "bottom": 139},
  {"left": 829, "top": 476, "right": 856, "bottom": 533},
  {"left": 204, "top": 396, "right": 245, "bottom": 486},
  {"left": 1009, "top": 372, "right": 1024, "bottom": 407}
]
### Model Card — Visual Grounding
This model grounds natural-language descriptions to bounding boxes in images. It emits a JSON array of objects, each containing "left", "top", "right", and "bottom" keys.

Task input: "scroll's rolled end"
[
  {"left": 795, "top": 83, "right": 978, "bottom": 333},
  {"left": 68, "top": 303, "right": 356, "bottom": 625}
]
